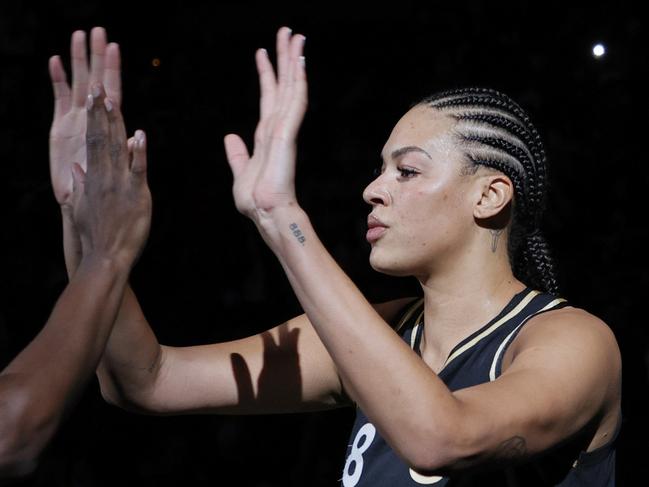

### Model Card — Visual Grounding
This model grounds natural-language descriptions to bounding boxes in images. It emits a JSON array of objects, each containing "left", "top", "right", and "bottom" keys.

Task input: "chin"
[{"left": 368, "top": 249, "right": 416, "bottom": 277}]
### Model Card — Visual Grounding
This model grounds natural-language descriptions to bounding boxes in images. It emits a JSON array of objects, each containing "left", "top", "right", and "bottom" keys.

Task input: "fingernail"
[
  {"left": 260, "top": 48, "right": 268, "bottom": 56},
  {"left": 104, "top": 98, "right": 113, "bottom": 112},
  {"left": 299, "top": 56, "right": 305, "bottom": 67},
  {"left": 301, "top": 35, "right": 306, "bottom": 45},
  {"left": 91, "top": 84, "right": 101, "bottom": 98},
  {"left": 135, "top": 130, "right": 145, "bottom": 148},
  {"left": 86, "top": 94, "right": 93, "bottom": 110}
]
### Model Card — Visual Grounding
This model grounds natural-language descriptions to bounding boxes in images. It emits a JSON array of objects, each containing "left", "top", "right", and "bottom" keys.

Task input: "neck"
[{"left": 416, "top": 240, "right": 524, "bottom": 372}]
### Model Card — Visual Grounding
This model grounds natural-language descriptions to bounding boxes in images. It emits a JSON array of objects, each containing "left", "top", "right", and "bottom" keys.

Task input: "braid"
[
  {"left": 523, "top": 232, "right": 560, "bottom": 295},
  {"left": 418, "top": 87, "right": 559, "bottom": 295}
]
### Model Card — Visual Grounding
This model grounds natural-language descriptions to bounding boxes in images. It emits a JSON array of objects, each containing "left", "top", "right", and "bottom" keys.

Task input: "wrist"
[
  {"left": 255, "top": 205, "right": 312, "bottom": 252},
  {"left": 77, "top": 252, "right": 132, "bottom": 277}
]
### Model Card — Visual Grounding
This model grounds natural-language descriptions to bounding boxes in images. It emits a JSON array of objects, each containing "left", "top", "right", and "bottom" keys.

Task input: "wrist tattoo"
[
  {"left": 289, "top": 223, "right": 306, "bottom": 245},
  {"left": 490, "top": 229, "right": 504, "bottom": 253}
]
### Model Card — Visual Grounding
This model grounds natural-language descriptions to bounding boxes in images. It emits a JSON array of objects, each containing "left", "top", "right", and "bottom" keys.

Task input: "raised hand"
[
  {"left": 71, "top": 83, "right": 151, "bottom": 268},
  {"left": 49, "top": 27, "right": 121, "bottom": 209},
  {"left": 224, "top": 27, "right": 307, "bottom": 232}
]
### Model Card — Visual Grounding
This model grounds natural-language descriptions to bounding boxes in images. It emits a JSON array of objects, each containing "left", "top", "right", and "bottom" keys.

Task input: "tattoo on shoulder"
[
  {"left": 496, "top": 436, "right": 527, "bottom": 461},
  {"left": 490, "top": 229, "right": 504, "bottom": 253},
  {"left": 289, "top": 223, "right": 306, "bottom": 245}
]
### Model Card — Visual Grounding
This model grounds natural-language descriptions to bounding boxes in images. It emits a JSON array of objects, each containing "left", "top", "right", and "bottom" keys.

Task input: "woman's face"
[{"left": 363, "top": 105, "right": 482, "bottom": 278}]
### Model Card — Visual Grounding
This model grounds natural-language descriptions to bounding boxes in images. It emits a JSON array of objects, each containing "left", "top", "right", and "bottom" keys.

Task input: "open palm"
[
  {"left": 49, "top": 27, "right": 122, "bottom": 209},
  {"left": 224, "top": 27, "right": 307, "bottom": 225}
]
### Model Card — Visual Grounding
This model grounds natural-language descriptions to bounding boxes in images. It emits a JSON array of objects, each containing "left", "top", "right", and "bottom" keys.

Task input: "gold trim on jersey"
[
  {"left": 409, "top": 468, "right": 444, "bottom": 484},
  {"left": 488, "top": 297, "right": 566, "bottom": 381},
  {"left": 401, "top": 291, "right": 567, "bottom": 373},
  {"left": 394, "top": 297, "right": 424, "bottom": 333},
  {"left": 440, "top": 289, "right": 540, "bottom": 368}
]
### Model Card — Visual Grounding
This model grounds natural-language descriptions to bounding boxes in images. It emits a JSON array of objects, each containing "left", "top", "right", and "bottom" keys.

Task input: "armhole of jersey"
[
  {"left": 573, "top": 411, "right": 621, "bottom": 468},
  {"left": 489, "top": 298, "right": 567, "bottom": 381}
]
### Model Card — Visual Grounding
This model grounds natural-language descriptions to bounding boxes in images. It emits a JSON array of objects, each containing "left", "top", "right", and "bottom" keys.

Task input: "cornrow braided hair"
[{"left": 419, "top": 88, "right": 559, "bottom": 295}]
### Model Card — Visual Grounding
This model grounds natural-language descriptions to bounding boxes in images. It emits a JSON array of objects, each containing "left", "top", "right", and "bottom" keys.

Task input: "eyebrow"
[{"left": 382, "top": 145, "right": 433, "bottom": 161}]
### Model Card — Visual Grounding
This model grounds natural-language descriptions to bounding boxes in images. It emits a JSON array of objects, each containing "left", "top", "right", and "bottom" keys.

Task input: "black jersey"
[{"left": 342, "top": 288, "right": 617, "bottom": 486}]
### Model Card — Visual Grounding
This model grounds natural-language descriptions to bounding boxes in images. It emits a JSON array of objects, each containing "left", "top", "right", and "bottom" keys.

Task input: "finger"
[
  {"left": 127, "top": 136, "right": 135, "bottom": 158},
  {"left": 86, "top": 83, "right": 110, "bottom": 174},
  {"left": 71, "top": 30, "right": 90, "bottom": 108},
  {"left": 49, "top": 55, "right": 72, "bottom": 117},
  {"left": 224, "top": 133, "right": 250, "bottom": 179},
  {"left": 256, "top": 48, "right": 276, "bottom": 120},
  {"left": 285, "top": 36, "right": 308, "bottom": 139},
  {"left": 103, "top": 95, "right": 128, "bottom": 168},
  {"left": 71, "top": 162, "right": 86, "bottom": 206},
  {"left": 130, "top": 130, "right": 148, "bottom": 176},
  {"left": 276, "top": 26, "right": 292, "bottom": 87},
  {"left": 272, "top": 34, "right": 307, "bottom": 142},
  {"left": 279, "top": 33, "right": 306, "bottom": 109},
  {"left": 89, "top": 27, "right": 107, "bottom": 86},
  {"left": 292, "top": 34, "right": 307, "bottom": 84},
  {"left": 104, "top": 42, "right": 122, "bottom": 107}
]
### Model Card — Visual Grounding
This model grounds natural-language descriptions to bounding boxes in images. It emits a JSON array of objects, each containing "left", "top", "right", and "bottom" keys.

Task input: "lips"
[{"left": 366, "top": 215, "right": 388, "bottom": 243}]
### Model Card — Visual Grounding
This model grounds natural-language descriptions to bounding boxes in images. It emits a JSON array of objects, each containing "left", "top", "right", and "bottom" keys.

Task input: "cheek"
[{"left": 396, "top": 187, "right": 471, "bottom": 244}]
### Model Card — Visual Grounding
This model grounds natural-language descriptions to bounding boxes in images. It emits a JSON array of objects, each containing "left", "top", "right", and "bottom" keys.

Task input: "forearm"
[
  {"left": 261, "top": 207, "right": 462, "bottom": 468},
  {"left": 60, "top": 209, "right": 161, "bottom": 409},
  {"left": 96, "top": 285, "right": 163, "bottom": 410},
  {"left": 0, "top": 256, "right": 128, "bottom": 469}
]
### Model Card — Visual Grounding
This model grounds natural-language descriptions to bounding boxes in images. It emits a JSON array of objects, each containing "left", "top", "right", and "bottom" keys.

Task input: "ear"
[{"left": 473, "top": 174, "right": 514, "bottom": 220}]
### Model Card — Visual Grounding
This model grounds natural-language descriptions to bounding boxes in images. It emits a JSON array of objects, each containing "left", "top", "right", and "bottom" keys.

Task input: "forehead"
[{"left": 381, "top": 105, "right": 457, "bottom": 160}]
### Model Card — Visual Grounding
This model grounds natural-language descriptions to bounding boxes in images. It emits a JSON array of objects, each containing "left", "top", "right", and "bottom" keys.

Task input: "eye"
[{"left": 398, "top": 167, "right": 418, "bottom": 178}]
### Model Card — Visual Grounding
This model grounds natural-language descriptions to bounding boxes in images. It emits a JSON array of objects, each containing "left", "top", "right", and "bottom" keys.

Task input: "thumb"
[
  {"left": 224, "top": 133, "right": 250, "bottom": 179},
  {"left": 71, "top": 162, "right": 86, "bottom": 197},
  {"left": 130, "top": 129, "right": 148, "bottom": 177},
  {"left": 70, "top": 163, "right": 86, "bottom": 224}
]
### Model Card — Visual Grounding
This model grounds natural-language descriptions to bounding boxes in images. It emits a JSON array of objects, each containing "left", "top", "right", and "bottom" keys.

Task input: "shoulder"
[
  {"left": 505, "top": 305, "right": 621, "bottom": 401},
  {"left": 501, "top": 305, "right": 621, "bottom": 447},
  {"left": 511, "top": 306, "right": 619, "bottom": 361}
]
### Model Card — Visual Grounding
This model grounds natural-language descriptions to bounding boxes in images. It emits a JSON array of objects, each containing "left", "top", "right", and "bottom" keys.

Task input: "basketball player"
[{"left": 50, "top": 27, "right": 620, "bottom": 485}]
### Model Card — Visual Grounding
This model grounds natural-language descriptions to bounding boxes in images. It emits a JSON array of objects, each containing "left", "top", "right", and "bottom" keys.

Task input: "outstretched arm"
[
  {"left": 0, "top": 256, "right": 132, "bottom": 476},
  {"left": 0, "top": 83, "right": 150, "bottom": 476},
  {"left": 48, "top": 28, "right": 399, "bottom": 418},
  {"left": 223, "top": 27, "right": 621, "bottom": 473}
]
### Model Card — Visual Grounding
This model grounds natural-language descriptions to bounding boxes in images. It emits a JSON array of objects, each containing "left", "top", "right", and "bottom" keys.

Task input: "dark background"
[{"left": 0, "top": 1, "right": 646, "bottom": 485}]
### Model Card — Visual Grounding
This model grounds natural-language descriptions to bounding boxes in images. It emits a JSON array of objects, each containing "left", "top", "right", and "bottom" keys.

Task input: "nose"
[{"left": 363, "top": 175, "right": 391, "bottom": 206}]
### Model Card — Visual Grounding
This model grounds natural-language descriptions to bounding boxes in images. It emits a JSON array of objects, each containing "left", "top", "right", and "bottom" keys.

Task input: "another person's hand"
[
  {"left": 49, "top": 28, "right": 122, "bottom": 273},
  {"left": 224, "top": 27, "right": 307, "bottom": 238},
  {"left": 71, "top": 83, "right": 151, "bottom": 268},
  {"left": 49, "top": 27, "right": 121, "bottom": 209}
]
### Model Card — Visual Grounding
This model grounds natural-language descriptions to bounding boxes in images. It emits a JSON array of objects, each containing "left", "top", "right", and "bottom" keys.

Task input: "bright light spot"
[
  {"left": 152, "top": 58, "right": 161, "bottom": 67},
  {"left": 592, "top": 44, "right": 606, "bottom": 58}
]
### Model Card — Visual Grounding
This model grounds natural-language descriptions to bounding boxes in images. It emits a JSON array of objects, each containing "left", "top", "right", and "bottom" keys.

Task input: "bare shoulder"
[
  {"left": 511, "top": 306, "right": 620, "bottom": 363},
  {"left": 505, "top": 305, "right": 621, "bottom": 418}
]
